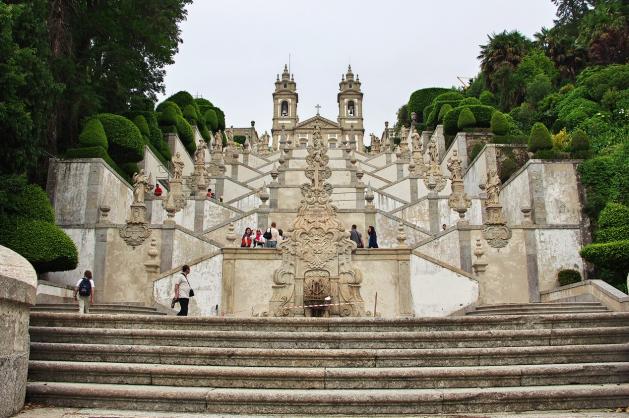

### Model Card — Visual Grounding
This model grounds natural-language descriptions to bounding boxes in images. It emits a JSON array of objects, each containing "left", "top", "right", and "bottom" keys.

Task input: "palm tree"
[{"left": 478, "top": 30, "right": 533, "bottom": 93}]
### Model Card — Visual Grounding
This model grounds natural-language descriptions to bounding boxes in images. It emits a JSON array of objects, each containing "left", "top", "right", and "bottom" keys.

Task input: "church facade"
[{"left": 270, "top": 64, "right": 365, "bottom": 150}]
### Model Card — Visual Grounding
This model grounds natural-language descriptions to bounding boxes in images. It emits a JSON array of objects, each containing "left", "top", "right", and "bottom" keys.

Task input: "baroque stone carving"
[
  {"left": 423, "top": 137, "right": 446, "bottom": 192},
  {"left": 120, "top": 170, "right": 153, "bottom": 247},
  {"left": 482, "top": 169, "right": 511, "bottom": 248},
  {"left": 191, "top": 139, "right": 210, "bottom": 197},
  {"left": 447, "top": 150, "right": 471, "bottom": 223},
  {"left": 269, "top": 123, "right": 365, "bottom": 317}
]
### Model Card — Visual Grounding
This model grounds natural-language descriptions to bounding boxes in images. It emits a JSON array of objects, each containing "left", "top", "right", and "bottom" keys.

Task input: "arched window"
[
  {"left": 283, "top": 82, "right": 287, "bottom": 88},
  {"left": 280, "top": 101, "right": 289, "bottom": 117},
  {"left": 347, "top": 101, "right": 355, "bottom": 117}
]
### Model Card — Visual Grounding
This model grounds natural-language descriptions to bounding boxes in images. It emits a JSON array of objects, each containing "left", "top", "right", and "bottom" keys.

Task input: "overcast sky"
[{"left": 159, "top": 0, "right": 557, "bottom": 141}]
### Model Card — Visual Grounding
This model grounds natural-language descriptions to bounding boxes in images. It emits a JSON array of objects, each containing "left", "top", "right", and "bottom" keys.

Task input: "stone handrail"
[{"left": 540, "top": 279, "right": 629, "bottom": 312}]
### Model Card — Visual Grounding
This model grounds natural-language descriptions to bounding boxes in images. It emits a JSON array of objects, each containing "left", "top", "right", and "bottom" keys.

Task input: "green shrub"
[
  {"left": 13, "top": 184, "right": 55, "bottom": 223},
  {"left": 183, "top": 104, "right": 198, "bottom": 125},
  {"left": 423, "top": 104, "right": 436, "bottom": 124},
  {"left": 499, "top": 158, "right": 517, "bottom": 182},
  {"left": 157, "top": 101, "right": 181, "bottom": 126},
  {"left": 97, "top": 114, "right": 145, "bottom": 163},
  {"left": 408, "top": 88, "right": 450, "bottom": 123},
  {"left": 0, "top": 217, "right": 78, "bottom": 273},
  {"left": 469, "top": 143, "right": 484, "bottom": 162},
  {"left": 176, "top": 115, "right": 195, "bottom": 154},
  {"left": 428, "top": 100, "right": 462, "bottom": 127},
  {"left": 457, "top": 108, "right": 476, "bottom": 130},
  {"left": 433, "top": 91, "right": 464, "bottom": 102},
  {"left": 195, "top": 97, "right": 214, "bottom": 110},
  {"left": 64, "top": 146, "right": 128, "bottom": 181},
  {"left": 119, "top": 162, "right": 140, "bottom": 178},
  {"left": 233, "top": 135, "right": 246, "bottom": 145},
  {"left": 580, "top": 240, "right": 629, "bottom": 272},
  {"left": 598, "top": 202, "right": 629, "bottom": 230},
  {"left": 577, "top": 64, "right": 629, "bottom": 102},
  {"left": 165, "top": 91, "right": 197, "bottom": 112},
  {"left": 204, "top": 109, "right": 218, "bottom": 132},
  {"left": 534, "top": 149, "right": 561, "bottom": 159},
  {"left": 557, "top": 269, "right": 582, "bottom": 286},
  {"left": 510, "top": 102, "right": 538, "bottom": 133},
  {"left": 570, "top": 128, "right": 592, "bottom": 159},
  {"left": 479, "top": 90, "right": 496, "bottom": 106},
  {"left": 492, "top": 135, "right": 528, "bottom": 144},
  {"left": 490, "top": 111, "right": 509, "bottom": 136},
  {"left": 460, "top": 97, "right": 481, "bottom": 106},
  {"left": 528, "top": 122, "right": 552, "bottom": 153},
  {"left": 526, "top": 73, "right": 553, "bottom": 105},
  {"left": 132, "top": 115, "right": 150, "bottom": 138},
  {"left": 596, "top": 226, "right": 629, "bottom": 243},
  {"left": 443, "top": 105, "right": 496, "bottom": 135},
  {"left": 438, "top": 103, "right": 453, "bottom": 123},
  {"left": 199, "top": 125, "right": 211, "bottom": 141},
  {"left": 214, "top": 107, "right": 226, "bottom": 131},
  {"left": 78, "top": 118, "right": 108, "bottom": 150},
  {"left": 579, "top": 155, "right": 621, "bottom": 217}
]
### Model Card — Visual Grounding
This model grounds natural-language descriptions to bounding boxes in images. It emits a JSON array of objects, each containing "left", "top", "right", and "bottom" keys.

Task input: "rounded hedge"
[
  {"left": 479, "top": 90, "right": 496, "bottom": 106},
  {"left": 204, "top": 109, "right": 219, "bottom": 132},
  {"left": 528, "top": 122, "right": 553, "bottom": 153},
  {"left": 0, "top": 217, "right": 78, "bottom": 273},
  {"left": 438, "top": 103, "right": 453, "bottom": 123},
  {"left": 14, "top": 184, "right": 55, "bottom": 223},
  {"left": 570, "top": 129, "right": 590, "bottom": 151},
  {"left": 443, "top": 105, "right": 496, "bottom": 135},
  {"left": 214, "top": 107, "right": 226, "bottom": 131},
  {"left": 557, "top": 269, "right": 581, "bottom": 286},
  {"left": 157, "top": 101, "right": 182, "bottom": 126},
  {"left": 166, "top": 91, "right": 196, "bottom": 111},
  {"left": 457, "top": 108, "right": 476, "bottom": 130},
  {"left": 598, "top": 202, "right": 629, "bottom": 230},
  {"left": 78, "top": 118, "right": 108, "bottom": 150},
  {"left": 499, "top": 158, "right": 517, "bottom": 183},
  {"left": 460, "top": 97, "right": 481, "bottom": 106},
  {"left": 433, "top": 91, "right": 464, "bottom": 102},
  {"left": 490, "top": 111, "right": 509, "bottom": 136},
  {"left": 408, "top": 88, "right": 450, "bottom": 123},
  {"left": 97, "top": 114, "right": 145, "bottom": 163},
  {"left": 183, "top": 104, "right": 199, "bottom": 125},
  {"left": 133, "top": 115, "right": 150, "bottom": 138},
  {"left": 534, "top": 149, "right": 560, "bottom": 159},
  {"left": 580, "top": 240, "right": 629, "bottom": 272},
  {"left": 176, "top": 115, "right": 195, "bottom": 154}
]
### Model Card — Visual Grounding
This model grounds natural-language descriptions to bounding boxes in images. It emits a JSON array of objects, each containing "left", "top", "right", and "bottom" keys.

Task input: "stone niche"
[{"left": 0, "top": 245, "right": 37, "bottom": 418}]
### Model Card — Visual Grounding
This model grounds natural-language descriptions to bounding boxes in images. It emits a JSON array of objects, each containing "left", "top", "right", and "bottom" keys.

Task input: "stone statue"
[
  {"left": 411, "top": 129, "right": 421, "bottom": 152},
  {"left": 486, "top": 169, "right": 502, "bottom": 206},
  {"left": 132, "top": 170, "right": 152, "bottom": 204},
  {"left": 213, "top": 130, "right": 223, "bottom": 151},
  {"left": 172, "top": 152, "right": 184, "bottom": 180},
  {"left": 226, "top": 127, "right": 234, "bottom": 144},
  {"left": 428, "top": 137, "right": 438, "bottom": 163},
  {"left": 400, "top": 126, "right": 409, "bottom": 144},
  {"left": 194, "top": 139, "right": 207, "bottom": 165},
  {"left": 447, "top": 150, "right": 463, "bottom": 182}
]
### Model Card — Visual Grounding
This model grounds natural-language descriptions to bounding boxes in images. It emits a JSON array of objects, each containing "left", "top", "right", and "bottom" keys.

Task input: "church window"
[
  {"left": 347, "top": 100, "right": 355, "bottom": 117},
  {"left": 349, "top": 83, "right": 353, "bottom": 89},
  {"left": 280, "top": 101, "right": 289, "bottom": 117},
  {"left": 283, "top": 82, "right": 287, "bottom": 88}
]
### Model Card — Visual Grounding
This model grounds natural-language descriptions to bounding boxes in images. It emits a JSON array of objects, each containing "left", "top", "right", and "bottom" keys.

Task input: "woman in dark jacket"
[{"left": 367, "top": 225, "right": 378, "bottom": 248}]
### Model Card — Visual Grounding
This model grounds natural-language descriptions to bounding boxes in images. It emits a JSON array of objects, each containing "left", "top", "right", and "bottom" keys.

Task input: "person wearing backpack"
[
  {"left": 74, "top": 270, "right": 95, "bottom": 314},
  {"left": 264, "top": 222, "right": 280, "bottom": 248}
]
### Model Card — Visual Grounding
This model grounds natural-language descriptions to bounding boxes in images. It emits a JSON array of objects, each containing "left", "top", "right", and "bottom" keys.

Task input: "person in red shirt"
[{"left": 154, "top": 183, "right": 163, "bottom": 197}]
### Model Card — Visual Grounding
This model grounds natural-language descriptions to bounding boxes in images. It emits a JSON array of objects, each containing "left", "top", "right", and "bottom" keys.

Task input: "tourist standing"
[
  {"left": 349, "top": 224, "right": 364, "bottom": 248},
  {"left": 264, "top": 222, "right": 280, "bottom": 248},
  {"left": 173, "top": 265, "right": 193, "bottom": 316},
  {"left": 241, "top": 227, "right": 253, "bottom": 247},
  {"left": 367, "top": 226, "right": 379, "bottom": 249},
  {"left": 74, "top": 270, "right": 95, "bottom": 314},
  {"left": 253, "top": 229, "right": 265, "bottom": 247}
]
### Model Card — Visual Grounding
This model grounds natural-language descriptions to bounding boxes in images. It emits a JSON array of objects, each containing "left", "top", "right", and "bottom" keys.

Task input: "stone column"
[
  {"left": 0, "top": 246, "right": 37, "bottom": 417},
  {"left": 428, "top": 192, "right": 440, "bottom": 234},
  {"left": 397, "top": 252, "right": 413, "bottom": 316}
]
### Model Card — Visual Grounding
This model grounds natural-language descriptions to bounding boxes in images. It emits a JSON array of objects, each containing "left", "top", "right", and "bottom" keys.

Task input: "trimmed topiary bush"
[
  {"left": 460, "top": 97, "right": 481, "bottom": 106},
  {"left": 490, "top": 111, "right": 509, "bottom": 136},
  {"left": 438, "top": 104, "right": 453, "bottom": 123},
  {"left": 97, "top": 114, "right": 145, "bottom": 163},
  {"left": 176, "top": 115, "right": 195, "bottom": 155},
  {"left": 0, "top": 217, "right": 78, "bottom": 273},
  {"left": 479, "top": 90, "right": 496, "bottom": 106},
  {"left": 557, "top": 269, "right": 581, "bottom": 286},
  {"left": 433, "top": 91, "right": 464, "bottom": 102},
  {"left": 499, "top": 158, "right": 517, "bottom": 183},
  {"left": 580, "top": 240, "right": 629, "bottom": 272},
  {"left": 157, "top": 101, "right": 182, "bottom": 126},
  {"left": 119, "top": 162, "right": 140, "bottom": 178},
  {"left": 570, "top": 128, "right": 592, "bottom": 159},
  {"left": 469, "top": 143, "right": 484, "bottom": 162},
  {"left": 78, "top": 118, "right": 108, "bottom": 150},
  {"left": 204, "top": 109, "right": 218, "bottom": 132},
  {"left": 183, "top": 104, "right": 198, "bottom": 125},
  {"left": 165, "top": 91, "right": 197, "bottom": 112},
  {"left": 408, "top": 88, "right": 450, "bottom": 123},
  {"left": 528, "top": 122, "right": 553, "bottom": 153},
  {"left": 457, "top": 108, "right": 476, "bottom": 130},
  {"left": 13, "top": 184, "right": 55, "bottom": 223},
  {"left": 132, "top": 115, "right": 150, "bottom": 138},
  {"left": 443, "top": 105, "right": 496, "bottom": 135},
  {"left": 534, "top": 149, "right": 561, "bottom": 159}
]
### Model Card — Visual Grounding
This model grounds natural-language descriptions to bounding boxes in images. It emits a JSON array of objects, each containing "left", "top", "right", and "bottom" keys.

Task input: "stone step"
[
  {"left": 27, "top": 361, "right": 629, "bottom": 389},
  {"left": 26, "top": 382, "right": 629, "bottom": 414},
  {"left": 30, "top": 341, "right": 629, "bottom": 368},
  {"left": 28, "top": 311, "right": 629, "bottom": 332},
  {"left": 31, "top": 304, "right": 165, "bottom": 315},
  {"left": 475, "top": 302, "right": 606, "bottom": 310},
  {"left": 29, "top": 326, "right": 629, "bottom": 349},
  {"left": 467, "top": 308, "right": 610, "bottom": 316},
  {"left": 30, "top": 342, "right": 629, "bottom": 368}
]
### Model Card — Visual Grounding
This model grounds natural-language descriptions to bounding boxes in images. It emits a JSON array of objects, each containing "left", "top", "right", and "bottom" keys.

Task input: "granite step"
[
  {"left": 31, "top": 304, "right": 165, "bottom": 316},
  {"left": 27, "top": 361, "right": 629, "bottom": 389},
  {"left": 28, "top": 311, "right": 629, "bottom": 332},
  {"left": 475, "top": 302, "right": 607, "bottom": 310},
  {"left": 29, "top": 342, "right": 629, "bottom": 368},
  {"left": 29, "top": 326, "right": 629, "bottom": 349},
  {"left": 26, "top": 382, "right": 629, "bottom": 414},
  {"left": 467, "top": 307, "right": 610, "bottom": 316}
]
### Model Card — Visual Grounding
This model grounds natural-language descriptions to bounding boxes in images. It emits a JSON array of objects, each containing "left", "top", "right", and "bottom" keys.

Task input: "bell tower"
[
  {"left": 337, "top": 65, "right": 364, "bottom": 148},
  {"left": 272, "top": 64, "right": 298, "bottom": 141}
]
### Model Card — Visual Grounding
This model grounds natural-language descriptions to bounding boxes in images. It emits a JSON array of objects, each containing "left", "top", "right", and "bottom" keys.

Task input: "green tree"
[
  {"left": 457, "top": 108, "right": 476, "bottom": 130},
  {"left": 528, "top": 122, "right": 553, "bottom": 152},
  {"left": 478, "top": 30, "right": 533, "bottom": 94}
]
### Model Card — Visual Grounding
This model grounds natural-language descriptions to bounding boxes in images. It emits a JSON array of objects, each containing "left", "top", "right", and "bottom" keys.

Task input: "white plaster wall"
[
  {"left": 416, "top": 178, "right": 452, "bottom": 199},
  {"left": 246, "top": 154, "right": 268, "bottom": 169},
  {"left": 173, "top": 199, "right": 195, "bottom": 231},
  {"left": 440, "top": 133, "right": 468, "bottom": 174},
  {"left": 410, "top": 254, "right": 479, "bottom": 316},
  {"left": 247, "top": 174, "right": 272, "bottom": 189},
  {"left": 229, "top": 193, "right": 261, "bottom": 212},
  {"left": 236, "top": 165, "right": 260, "bottom": 183},
  {"left": 327, "top": 159, "right": 348, "bottom": 169},
  {"left": 375, "top": 213, "right": 429, "bottom": 248},
  {"left": 416, "top": 231, "right": 461, "bottom": 268},
  {"left": 353, "top": 259, "right": 400, "bottom": 317},
  {"left": 203, "top": 200, "right": 239, "bottom": 230},
  {"left": 361, "top": 173, "right": 389, "bottom": 189},
  {"left": 330, "top": 188, "right": 357, "bottom": 209},
  {"left": 500, "top": 168, "right": 531, "bottom": 226},
  {"left": 141, "top": 146, "right": 169, "bottom": 181},
  {"left": 100, "top": 163, "right": 134, "bottom": 224},
  {"left": 373, "top": 164, "right": 398, "bottom": 182},
  {"left": 278, "top": 187, "right": 302, "bottom": 210},
  {"left": 464, "top": 147, "right": 489, "bottom": 198},
  {"left": 288, "top": 159, "right": 306, "bottom": 169},
  {"left": 51, "top": 161, "right": 90, "bottom": 224},
  {"left": 284, "top": 170, "right": 308, "bottom": 185},
  {"left": 41, "top": 228, "right": 95, "bottom": 288},
  {"left": 542, "top": 163, "right": 582, "bottom": 225},
  {"left": 374, "top": 192, "right": 406, "bottom": 212},
  {"left": 399, "top": 200, "right": 430, "bottom": 231},
  {"left": 172, "top": 229, "right": 218, "bottom": 268},
  {"left": 232, "top": 258, "right": 282, "bottom": 316},
  {"left": 154, "top": 253, "right": 223, "bottom": 316},
  {"left": 204, "top": 213, "right": 258, "bottom": 246},
  {"left": 365, "top": 153, "right": 388, "bottom": 168},
  {"left": 168, "top": 135, "right": 194, "bottom": 177},
  {"left": 535, "top": 228, "right": 584, "bottom": 292},
  {"left": 221, "top": 178, "right": 252, "bottom": 202},
  {"left": 438, "top": 198, "right": 463, "bottom": 229},
  {"left": 381, "top": 179, "right": 411, "bottom": 202},
  {"left": 328, "top": 149, "right": 344, "bottom": 159},
  {"left": 330, "top": 170, "right": 351, "bottom": 185}
]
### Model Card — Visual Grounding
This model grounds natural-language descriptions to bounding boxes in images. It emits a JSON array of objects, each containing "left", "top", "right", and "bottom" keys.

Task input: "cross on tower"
[{"left": 315, "top": 104, "right": 321, "bottom": 115}]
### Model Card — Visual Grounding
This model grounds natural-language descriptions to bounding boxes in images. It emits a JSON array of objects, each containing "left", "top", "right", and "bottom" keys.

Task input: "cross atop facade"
[{"left": 315, "top": 104, "right": 321, "bottom": 115}]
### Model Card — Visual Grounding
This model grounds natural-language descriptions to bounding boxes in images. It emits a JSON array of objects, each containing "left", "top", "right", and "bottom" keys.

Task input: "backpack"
[
  {"left": 263, "top": 228, "right": 272, "bottom": 240},
  {"left": 78, "top": 278, "right": 91, "bottom": 297}
]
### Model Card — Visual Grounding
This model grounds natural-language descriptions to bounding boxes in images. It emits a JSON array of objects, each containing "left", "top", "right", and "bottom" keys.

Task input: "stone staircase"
[
  {"left": 466, "top": 302, "right": 610, "bottom": 316},
  {"left": 26, "top": 312, "right": 629, "bottom": 415},
  {"left": 31, "top": 303, "right": 166, "bottom": 315}
]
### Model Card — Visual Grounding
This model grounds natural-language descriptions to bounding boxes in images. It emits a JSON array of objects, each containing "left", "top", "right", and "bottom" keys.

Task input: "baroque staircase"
[{"left": 26, "top": 312, "right": 629, "bottom": 415}]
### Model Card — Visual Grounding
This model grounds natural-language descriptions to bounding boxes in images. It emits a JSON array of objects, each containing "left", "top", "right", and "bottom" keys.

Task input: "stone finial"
[
  {"left": 258, "top": 184, "right": 270, "bottom": 208},
  {"left": 409, "top": 161, "right": 417, "bottom": 177},
  {"left": 164, "top": 191, "right": 177, "bottom": 224},
  {"left": 99, "top": 205, "right": 110, "bottom": 222},
  {"left": 472, "top": 239, "right": 488, "bottom": 275},
  {"left": 270, "top": 165, "right": 279, "bottom": 184},
  {"left": 226, "top": 223, "right": 237, "bottom": 247},
  {"left": 350, "top": 151, "right": 357, "bottom": 167},
  {"left": 356, "top": 168, "right": 364, "bottom": 185},
  {"left": 396, "top": 222, "right": 408, "bottom": 248},
  {"left": 365, "top": 185, "right": 375, "bottom": 209},
  {"left": 521, "top": 206, "right": 533, "bottom": 226}
]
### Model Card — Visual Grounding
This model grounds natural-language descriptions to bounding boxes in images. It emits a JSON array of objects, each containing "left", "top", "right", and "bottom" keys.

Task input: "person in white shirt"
[
  {"left": 265, "top": 222, "right": 280, "bottom": 248},
  {"left": 74, "top": 270, "right": 95, "bottom": 314},
  {"left": 173, "top": 265, "right": 192, "bottom": 316}
]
